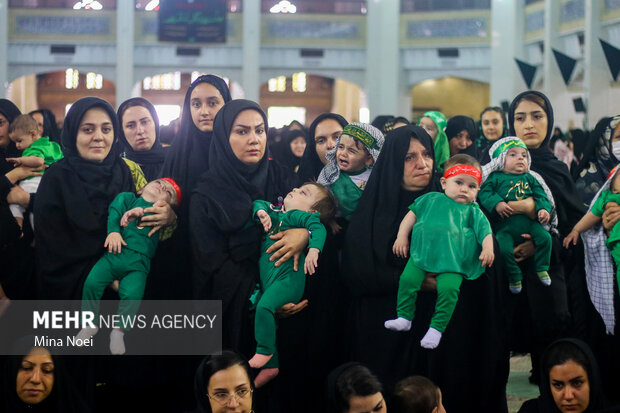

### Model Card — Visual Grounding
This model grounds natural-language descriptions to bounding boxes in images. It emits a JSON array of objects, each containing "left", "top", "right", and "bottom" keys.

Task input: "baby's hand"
[
  {"left": 304, "top": 248, "right": 320, "bottom": 275},
  {"left": 257, "top": 210, "right": 272, "bottom": 232},
  {"left": 104, "top": 232, "right": 126, "bottom": 254},
  {"left": 538, "top": 209, "right": 550, "bottom": 225},
  {"left": 479, "top": 246, "right": 494, "bottom": 267},
  {"left": 563, "top": 230, "right": 580, "bottom": 248},
  {"left": 328, "top": 220, "right": 342, "bottom": 235},
  {"left": 495, "top": 202, "right": 514, "bottom": 218},
  {"left": 392, "top": 236, "right": 410, "bottom": 258},
  {"left": 121, "top": 207, "right": 144, "bottom": 227}
]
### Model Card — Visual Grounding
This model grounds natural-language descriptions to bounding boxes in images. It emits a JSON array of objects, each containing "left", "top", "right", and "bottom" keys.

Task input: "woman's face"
[
  {"left": 207, "top": 365, "right": 253, "bottom": 413},
  {"left": 549, "top": 360, "right": 590, "bottom": 413},
  {"left": 347, "top": 392, "right": 386, "bottom": 413},
  {"left": 448, "top": 130, "right": 472, "bottom": 155},
  {"left": 418, "top": 117, "right": 438, "bottom": 141},
  {"left": 31, "top": 112, "right": 45, "bottom": 136},
  {"left": 16, "top": 348, "right": 55, "bottom": 405},
  {"left": 314, "top": 118, "right": 343, "bottom": 165},
  {"left": 402, "top": 138, "right": 433, "bottom": 191},
  {"left": 122, "top": 105, "right": 156, "bottom": 151},
  {"left": 0, "top": 113, "right": 10, "bottom": 148},
  {"left": 611, "top": 123, "right": 620, "bottom": 144},
  {"left": 290, "top": 136, "right": 306, "bottom": 157},
  {"left": 229, "top": 109, "right": 267, "bottom": 165},
  {"left": 481, "top": 110, "right": 503, "bottom": 141},
  {"left": 76, "top": 107, "right": 114, "bottom": 162},
  {"left": 513, "top": 100, "right": 548, "bottom": 149},
  {"left": 190, "top": 82, "right": 225, "bottom": 133}
]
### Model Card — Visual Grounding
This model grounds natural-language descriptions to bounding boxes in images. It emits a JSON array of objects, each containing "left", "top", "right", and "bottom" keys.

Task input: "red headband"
[
  {"left": 608, "top": 166, "right": 618, "bottom": 181},
  {"left": 443, "top": 165, "right": 481, "bottom": 185},
  {"left": 160, "top": 178, "right": 182, "bottom": 206}
]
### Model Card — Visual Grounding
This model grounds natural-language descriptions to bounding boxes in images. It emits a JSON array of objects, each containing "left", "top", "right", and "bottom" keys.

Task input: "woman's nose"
[{"left": 29, "top": 368, "right": 42, "bottom": 383}]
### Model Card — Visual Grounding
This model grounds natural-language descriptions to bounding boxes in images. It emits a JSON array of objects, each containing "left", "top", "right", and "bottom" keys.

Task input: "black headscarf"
[
  {"left": 277, "top": 128, "right": 308, "bottom": 173},
  {"left": 194, "top": 99, "right": 272, "bottom": 233},
  {"left": 160, "top": 74, "right": 231, "bottom": 211},
  {"left": 508, "top": 90, "right": 586, "bottom": 234},
  {"left": 29, "top": 109, "right": 61, "bottom": 145},
  {"left": 297, "top": 113, "right": 348, "bottom": 182},
  {"left": 343, "top": 124, "right": 440, "bottom": 296},
  {"left": 574, "top": 116, "right": 619, "bottom": 206},
  {"left": 371, "top": 115, "right": 394, "bottom": 132},
  {"left": 1, "top": 341, "right": 91, "bottom": 413},
  {"left": 0, "top": 99, "right": 22, "bottom": 172},
  {"left": 117, "top": 97, "right": 166, "bottom": 181},
  {"left": 519, "top": 339, "right": 607, "bottom": 413},
  {"left": 34, "top": 97, "right": 134, "bottom": 299},
  {"left": 446, "top": 115, "right": 479, "bottom": 158}
]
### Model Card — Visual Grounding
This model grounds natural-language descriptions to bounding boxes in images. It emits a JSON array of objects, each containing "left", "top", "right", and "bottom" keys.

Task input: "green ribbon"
[
  {"left": 492, "top": 139, "right": 527, "bottom": 159},
  {"left": 343, "top": 124, "right": 377, "bottom": 149}
]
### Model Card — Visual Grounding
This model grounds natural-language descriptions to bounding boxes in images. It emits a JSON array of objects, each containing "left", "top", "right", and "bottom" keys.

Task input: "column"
[
  {"left": 366, "top": 0, "right": 400, "bottom": 118},
  {"left": 543, "top": 0, "right": 567, "bottom": 125},
  {"left": 0, "top": 0, "right": 9, "bottom": 98},
  {"left": 584, "top": 0, "right": 608, "bottom": 129},
  {"left": 490, "top": 0, "right": 526, "bottom": 105},
  {"left": 116, "top": 0, "right": 135, "bottom": 106},
  {"left": 242, "top": 0, "right": 260, "bottom": 102}
]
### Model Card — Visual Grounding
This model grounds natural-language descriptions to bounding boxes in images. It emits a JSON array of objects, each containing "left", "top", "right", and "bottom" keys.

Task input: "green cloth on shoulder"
[
  {"left": 408, "top": 192, "right": 492, "bottom": 279},
  {"left": 107, "top": 192, "right": 159, "bottom": 257},
  {"left": 330, "top": 171, "right": 365, "bottom": 221},
  {"left": 591, "top": 190, "right": 620, "bottom": 246}
]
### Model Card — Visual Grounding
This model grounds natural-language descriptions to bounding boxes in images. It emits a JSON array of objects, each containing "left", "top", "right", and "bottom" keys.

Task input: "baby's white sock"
[
  {"left": 420, "top": 327, "right": 442, "bottom": 349},
  {"left": 75, "top": 327, "right": 99, "bottom": 345},
  {"left": 110, "top": 329, "right": 126, "bottom": 355},
  {"left": 384, "top": 317, "right": 412, "bottom": 331}
]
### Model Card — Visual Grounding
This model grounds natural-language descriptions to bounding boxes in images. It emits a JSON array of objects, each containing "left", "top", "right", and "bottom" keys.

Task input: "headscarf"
[
  {"left": 317, "top": 122, "right": 384, "bottom": 186},
  {"left": 575, "top": 116, "right": 620, "bottom": 206},
  {"left": 371, "top": 115, "right": 394, "bottom": 132},
  {"left": 481, "top": 136, "right": 558, "bottom": 233},
  {"left": 418, "top": 110, "right": 450, "bottom": 170},
  {"left": 117, "top": 97, "right": 166, "bottom": 181},
  {"left": 526, "top": 339, "right": 607, "bottom": 413},
  {"left": 194, "top": 99, "right": 271, "bottom": 233},
  {"left": 274, "top": 128, "right": 308, "bottom": 173},
  {"left": 160, "top": 74, "right": 231, "bottom": 210},
  {"left": 477, "top": 107, "right": 508, "bottom": 164},
  {"left": 0, "top": 99, "right": 22, "bottom": 171},
  {"left": 297, "top": 113, "right": 348, "bottom": 182},
  {"left": 343, "top": 125, "right": 440, "bottom": 296},
  {"left": 383, "top": 116, "right": 410, "bottom": 134},
  {"left": 325, "top": 362, "right": 365, "bottom": 413},
  {"left": 446, "top": 115, "right": 479, "bottom": 158},
  {"left": 1, "top": 340, "right": 91, "bottom": 413},
  {"left": 29, "top": 109, "right": 61, "bottom": 144},
  {"left": 508, "top": 90, "right": 586, "bottom": 235}
]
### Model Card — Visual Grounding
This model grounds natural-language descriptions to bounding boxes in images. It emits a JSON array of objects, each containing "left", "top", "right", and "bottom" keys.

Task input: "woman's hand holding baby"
[
  {"left": 495, "top": 201, "right": 514, "bottom": 218},
  {"left": 256, "top": 210, "right": 272, "bottom": 232},
  {"left": 304, "top": 248, "right": 320, "bottom": 275},
  {"left": 104, "top": 232, "right": 126, "bottom": 254},
  {"left": 392, "top": 236, "right": 410, "bottom": 258}
]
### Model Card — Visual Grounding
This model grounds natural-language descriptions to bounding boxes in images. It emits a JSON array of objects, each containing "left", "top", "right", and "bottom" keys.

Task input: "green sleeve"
[
  {"left": 253, "top": 200, "right": 272, "bottom": 221},
  {"left": 287, "top": 210, "right": 327, "bottom": 251},
  {"left": 107, "top": 192, "right": 137, "bottom": 233},
  {"left": 591, "top": 193, "right": 607, "bottom": 217},
  {"left": 408, "top": 202, "right": 416, "bottom": 214},
  {"left": 478, "top": 174, "right": 504, "bottom": 212},
  {"left": 22, "top": 146, "right": 45, "bottom": 158},
  {"left": 473, "top": 206, "right": 493, "bottom": 244},
  {"left": 529, "top": 174, "right": 552, "bottom": 212}
]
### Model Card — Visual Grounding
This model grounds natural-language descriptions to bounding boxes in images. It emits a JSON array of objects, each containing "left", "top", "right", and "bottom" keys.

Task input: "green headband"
[
  {"left": 492, "top": 139, "right": 527, "bottom": 159},
  {"left": 343, "top": 124, "right": 377, "bottom": 149}
]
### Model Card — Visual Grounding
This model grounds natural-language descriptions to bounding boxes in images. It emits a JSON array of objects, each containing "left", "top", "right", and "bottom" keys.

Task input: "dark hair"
[
  {"left": 392, "top": 376, "right": 439, "bottom": 413},
  {"left": 513, "top": 93, "right": 548, "bottom": 114},
  {"left": 443, "top": 153, "right": 481, "bottom": 172},
  {"left": 480, "top": 106, "right": 505, "bottom": 120},
  {"left": 118, "top": 99, "right": 150, "bottom": 120},
  {"left": 196, "top": 351, "right": 254, "bottom": 413},
  {"left": 305, "top": 181, "right": 338, "bottom": 224},
  {"left": 334, "top": 364, "right": 383, "bottom": 413},
  {"left": 543, "top": 341, "right": 591, "bottom": 379},
  {"left": 9, "top": 114, "right": 38, "bottom": 135}
]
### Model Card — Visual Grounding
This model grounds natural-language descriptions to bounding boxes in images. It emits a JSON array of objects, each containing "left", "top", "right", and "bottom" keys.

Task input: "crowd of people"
[{"left": 2, "top": 74, "right": 620, "bottom": 413}]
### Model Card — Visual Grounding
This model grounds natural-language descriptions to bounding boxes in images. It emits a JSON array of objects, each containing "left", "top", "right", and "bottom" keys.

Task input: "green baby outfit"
[
  {"left": 330, "top": 168, "right": 371, "bottom": 221},
  {"left": 22, "top": 136, "right": 63, "bottom": 179},
  {"left": 252, "top": 200, "right": 327, "bottom": 368},
  {"left": 396, "top": 192, "right": 492, "bottom": 332},
  {"left": 82, "top": 192, "right": 158, "bottom": 330},
  {"left": 591, "top": 190, "right": 620, "bottom": 295},
  {"left": 479, "top": 171, "right": 552, "bottom": 284}
]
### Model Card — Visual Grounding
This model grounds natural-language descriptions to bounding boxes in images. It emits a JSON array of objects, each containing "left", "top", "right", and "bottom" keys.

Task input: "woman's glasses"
[{"left": 207, "top": 388, "right": 253, "bottom": 406}]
